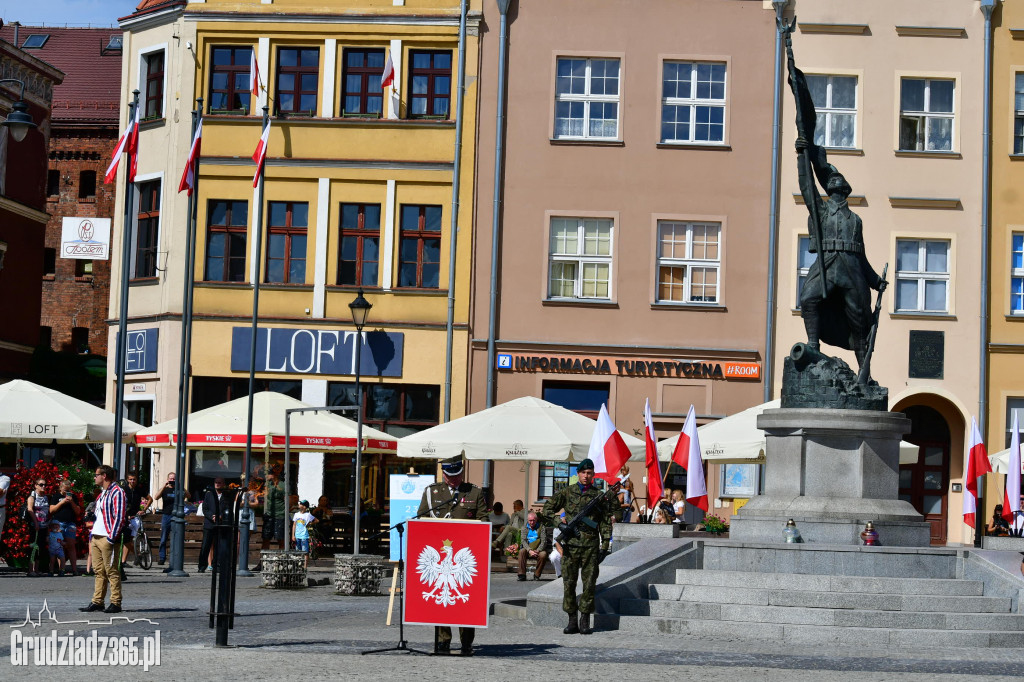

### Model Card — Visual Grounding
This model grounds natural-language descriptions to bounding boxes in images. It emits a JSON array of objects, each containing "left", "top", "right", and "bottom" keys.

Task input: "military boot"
[
  {"left": 563, "top": 612, "right": 580, "bottom": 634},
  {"left": 579, "top": 613, "right": 593, "bottom": 635}
]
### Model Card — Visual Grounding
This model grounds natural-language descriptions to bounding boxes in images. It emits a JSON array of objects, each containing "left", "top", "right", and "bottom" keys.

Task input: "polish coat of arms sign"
[{"left": 403, "top": 519, "right": 491, "bottom": 628}]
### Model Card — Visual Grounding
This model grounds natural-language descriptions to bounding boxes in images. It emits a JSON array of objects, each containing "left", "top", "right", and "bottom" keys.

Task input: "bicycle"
[{"left": 132, "top": 512, "right": 153, "bottom": 570}]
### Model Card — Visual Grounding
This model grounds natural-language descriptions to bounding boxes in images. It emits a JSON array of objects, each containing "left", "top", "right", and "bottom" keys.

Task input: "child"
[
  {"left": 292, "top": 500, "right": 316, "bottom": 568},
  {"left": 48, "top": 522, "right": 66, "bottom": 576}
]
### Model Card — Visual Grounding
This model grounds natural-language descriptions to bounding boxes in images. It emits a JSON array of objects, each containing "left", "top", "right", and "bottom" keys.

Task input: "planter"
[
  {"left": 334, "top": 553, "right": 389, "bottom": 596},
  {"left": 259, "top": 550, "right": 307, "bottom": 589}
]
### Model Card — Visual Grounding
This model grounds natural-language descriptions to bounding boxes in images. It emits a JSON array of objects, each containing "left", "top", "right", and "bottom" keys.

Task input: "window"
[
  {"left": 209, "top": 46, "right": 253, "bottom": 113},
  {"left": 276, "top": 47, "right": 319, "bottom": 115},
  {"left": 548, "top": 217, "right": 613, "bottom": 300},
  {"left": 43, "top": 248, "right": 56, "bottom": 276},
  {"left": 342, "top": 49, "right": 385, "bottom": 117},
  {"left": 134, "top": 180, "right": 160, "bottom": 279},
  {"left": 539, "top": 381, "right": 609, "bottom": 497},
  {"left": 143, "top": 51, "right": 165, "bottom": 119},
  {"left": 266, "top": 201, "right": 307, "bottom": 284},
  {"left": 205, "top": 200, "right": 248, "bottom": 282},
  {"left": 38, "top": 326, "right": 52, "bottom": 349},
  {"left": 22, "top": 34, "right": 48, "bottom": 49},
  {"left": 1007, "top": 398, "right": 1024, "bottom": 448},
  {"left": 106, "top": 36, "right": 123, "bottom": 51},
  {"left": 78, "top": 170, "right": 96, "bottom": 199},
  {"left": 656, "top": 221, "right": 720, "bottom": 304},
  {"left": 661, "top": 61, "right": 726, "bottom": 144},
  {"left": 328, "top": 382, "right": 439, "bottom": 438},
  {"left": 899, "top": 78, "right": 954, "bottom": 151},
  {"left": 408, "top": 51, "right": 451, "bottom": 118},
  {"left": 895, "top": 239, "right": 949, "bottom": 313},
  {"left": 398, "top": 204, "right": 441, "bottom": 288},
  {"left": 555, "top": 57, "right": 620, "bottom": 140},
  {"left": 71, "top": 327, "right": 90, "bottom": 354},
  {"left": 1015, "top": 74, "right": 1024, "bottom": 154},
  {"left": 1012, "top": 233, "right": 1024, "bottom": 315},
  {"left": 338, "top": 203, "right": 380, "bottom": 286},
  {"left": 806, "top": 74, "right": 856, "bottom": 148},
  {"left": 47, "top": 170, "right": 60, "bottom": 197},
  {"left": 796, "top": 236, "right": 817, "bottom": 306},
  {"left": 75, "top": 260, "right": 93, "bottom": 278}
]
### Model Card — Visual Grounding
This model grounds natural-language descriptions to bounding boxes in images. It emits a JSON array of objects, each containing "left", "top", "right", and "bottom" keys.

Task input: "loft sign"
[
  {"left": 499, "top": 354, "right": 760, "bottom": 381},
  {"left": 60, "top": 217, "right": 111, "bottom": 260},
  {"left": 230, "top": 327, "right": 404, "bottom": 377}
]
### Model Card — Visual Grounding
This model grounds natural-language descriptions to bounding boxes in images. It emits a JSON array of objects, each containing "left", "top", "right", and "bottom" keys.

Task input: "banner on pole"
[
  {"left": 403, "top": 519, "right": 490, "bottom": 629},
  {"left": 388, "top": 474, "right": 432, "bottom": 561}
]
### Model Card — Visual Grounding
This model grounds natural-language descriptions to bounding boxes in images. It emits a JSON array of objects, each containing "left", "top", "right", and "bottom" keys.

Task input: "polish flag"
[
  {"left": 381, "top": 51, "right": 395, "bottom": 89},
  {"left": 962, "top": 416, "right": 992, "bottom": 529},
  {"left": 251, "top": 117, "right": 271, "bottom": 188},
  {"left": 671, "top": 405, "right": 709, "bottom": 512},
  {"left": 177, "top": 118, "right": 203, "bottom": 195},
  {"left": 250, "top": 49, "right": 262, "bottom": 98},
  {"left": 1002, "top": 413, "right": 1022, "bottom": 524},
  {"left": 104, "top": 102, "right": 140, "bottom": 184},
  {"left": 587, "top": 404, "right": 631, "bottom": 484},
  {"left": 643, "top": 399, "right": 664, "bottom": 506}
]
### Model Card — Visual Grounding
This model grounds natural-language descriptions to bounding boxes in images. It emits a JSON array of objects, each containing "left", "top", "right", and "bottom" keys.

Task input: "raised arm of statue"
[{"left": 796, "top": 139, "right": 823, "bottom": 215}]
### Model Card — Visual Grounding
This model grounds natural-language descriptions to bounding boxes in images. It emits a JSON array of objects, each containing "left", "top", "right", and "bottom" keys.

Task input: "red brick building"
[
  {"left": 0, "top": 33, "right": 63, "bottom": 379},
  {"left": 0, "top": 26, "right": 123, "bottom": 359}
]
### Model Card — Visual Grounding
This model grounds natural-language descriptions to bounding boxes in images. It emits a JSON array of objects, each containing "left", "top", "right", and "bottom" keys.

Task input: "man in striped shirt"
[{"left": 81, "top": 465, "right": 127, "bottom": 614}]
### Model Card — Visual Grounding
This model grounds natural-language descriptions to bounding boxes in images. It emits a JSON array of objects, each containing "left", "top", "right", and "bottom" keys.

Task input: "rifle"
[
  {"left": 857, "top": 263, "right": 889, "bottom": 385},
  {"left": 557, "top": 474, "right": 629, "bottom": 546}
]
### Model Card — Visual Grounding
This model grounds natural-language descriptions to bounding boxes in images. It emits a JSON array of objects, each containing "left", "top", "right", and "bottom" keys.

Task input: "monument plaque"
[{"left": 908, "top": 330, "right": 944, "bottom": 379}]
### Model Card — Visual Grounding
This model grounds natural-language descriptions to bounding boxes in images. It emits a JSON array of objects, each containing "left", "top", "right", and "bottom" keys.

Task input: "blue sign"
[
  {"left": 117, "top": 328, "right": 158, "bottom": 374},
  {"left": 496, "top": 353, "right": 512, "bottom": 370},
  {"left": 230, "top": 327, "right": 404, "bottom": 377},
  {"left": 389, "top": 474, "right": 433, "bottom": 561}
]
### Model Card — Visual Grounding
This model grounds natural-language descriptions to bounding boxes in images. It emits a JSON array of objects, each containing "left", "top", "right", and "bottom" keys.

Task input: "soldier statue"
[
  {"left": 417, "top": 457, "right": 488, "bottom": 656},
  {"left": 539, "top": 458, "right": 613, "bottom": 635}
]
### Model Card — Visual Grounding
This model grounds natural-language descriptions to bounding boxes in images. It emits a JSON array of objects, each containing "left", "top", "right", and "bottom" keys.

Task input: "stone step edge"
[
  {"left": 673, "top": 570, "right": 983, "bottom": 594},
  {"left": 623, "top": 599, "right": 1022, "bottom": 623},
  {"left": 658, "top": 580, "right": 986, "bottom": 598}
]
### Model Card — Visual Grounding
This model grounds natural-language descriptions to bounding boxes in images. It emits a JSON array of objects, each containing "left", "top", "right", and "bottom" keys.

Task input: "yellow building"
[{"left": 111, "top": 0, "right": 480, "bottom": 508}]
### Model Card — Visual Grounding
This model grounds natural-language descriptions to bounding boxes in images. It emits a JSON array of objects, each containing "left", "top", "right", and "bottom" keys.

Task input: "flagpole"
[
  {"left": 111, "top": 90, "right": 140, "bottom": 476},
  {"left": 239, "top": 105, "right": 269, "bottom": 576}
]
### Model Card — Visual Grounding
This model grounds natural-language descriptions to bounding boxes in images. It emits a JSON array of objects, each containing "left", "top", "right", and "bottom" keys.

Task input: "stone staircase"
[{"left": 617, "top": 568, "right": 1024, "bottom": 647}]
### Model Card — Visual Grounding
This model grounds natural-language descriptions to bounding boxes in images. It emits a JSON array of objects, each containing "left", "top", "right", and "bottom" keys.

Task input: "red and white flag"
[
  {"left": 104, "top": 102, "right": 140, "bottom": 184},
  {"left": 962, "top": 416, "right": 992, "bottom": 529},
  {"left": 251, "top": 117, "right": 271, "bottom": 188},
  {"left": 587, "top": 404, "right": 631, "bottom": 484},
  {"left": 643, "top": 399, "right": 664, "bottom": 507},
  {"left": 381, "top": 50, "right": 395, "bottom": 89},
  {"left": 250, "top": 49, "right": 262, "bottom": 98},
  {"left": 177, "top": 118, "right": 203, "bottom": 196},
  {"left": 1002, "top": 413, "right": 1022, "bottom": 524},
  {"left": 671, "top": 405, "right": 709, "bottom": 512}
]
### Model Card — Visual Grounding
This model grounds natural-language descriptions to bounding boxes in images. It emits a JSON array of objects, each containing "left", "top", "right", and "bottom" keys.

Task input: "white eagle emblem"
[{"left": 416, "top": 539, "right": 477, "bottom": 606}]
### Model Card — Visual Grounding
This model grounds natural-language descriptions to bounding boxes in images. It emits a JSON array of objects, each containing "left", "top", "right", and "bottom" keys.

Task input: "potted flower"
[{"left": 700, "top": 514, "right": 730, "bottom": 536}]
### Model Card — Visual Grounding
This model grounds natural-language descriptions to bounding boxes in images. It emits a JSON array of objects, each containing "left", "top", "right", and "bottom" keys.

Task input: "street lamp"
[
  {"left": 349, "top": 288, "right": 372, "bottom": 554},
  {"left": 0, "top": 80, "right": 37, "bottom": 142}
]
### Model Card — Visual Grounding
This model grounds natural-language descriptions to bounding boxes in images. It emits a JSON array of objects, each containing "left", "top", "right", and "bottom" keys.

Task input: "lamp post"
[
  {"left": 349, "top": 288, "right": 372, "bottom": 554},
  {"left": 0, "top": 79, "right": 37, "bottom": 142}
]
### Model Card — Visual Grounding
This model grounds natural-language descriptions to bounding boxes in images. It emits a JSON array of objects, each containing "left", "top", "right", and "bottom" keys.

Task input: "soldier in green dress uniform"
[
  {"left": 539, "top": 458, "right": 612, "bottom": 635},
  {"left": 417, "top": 457, "right": 488, "bottom": 656}
]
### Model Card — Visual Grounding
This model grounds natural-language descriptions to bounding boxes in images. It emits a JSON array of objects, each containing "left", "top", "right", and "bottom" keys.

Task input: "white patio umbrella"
[
  {"left": 989, "top": 445, "right": 1024, "bottom": 475},
  {"left": 656, "top": 399, "right": 920, "bottom": 465},
  {"left": 0, "top": 379, "right": 141, "bottom": 443},
  {"left": 135, "top": 391, "right": 396, "bottom": 453},
  {"left": 397, "top": 396, "right": 645, "bottom": 462}
]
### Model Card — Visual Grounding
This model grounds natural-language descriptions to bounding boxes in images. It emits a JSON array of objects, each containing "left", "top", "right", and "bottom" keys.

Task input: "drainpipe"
[
  {"left": 977, "top": 0, "right": 998, "bottom": 548},
  {"left": 443, "top": 0, "right": 469, "bottom": 426},
  {"left": 764, "top": 0, "right": 788, "bottom": 403}
]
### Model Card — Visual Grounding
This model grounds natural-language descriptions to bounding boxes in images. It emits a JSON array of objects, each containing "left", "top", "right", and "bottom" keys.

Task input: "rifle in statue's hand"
[
  {"left": 557, "top": 475, "right": 629, "bottom": 544},
  {"left": 857, "top": 262, "right": 888, "bottom": 386}
]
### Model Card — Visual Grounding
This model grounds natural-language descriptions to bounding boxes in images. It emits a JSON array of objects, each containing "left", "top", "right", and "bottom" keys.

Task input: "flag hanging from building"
[
  {"left": 962, "top": 416, "right": 992, "bottom": 529},
  {"left": 250, "top": 49, "right": 262, "bottom": 98},
  {"left": 587, "top": 404, "right": 630, "bottom": 483},
  {"left": 671, "top": 405, "right": 709, "bottom": 512},
  {"left": 381, "top": 50, "right": 395, "bottom": 89},
  {"left": 252, "top": 117, "right": 271, "bottom": 188},
  {"left": 1002, "top": 412, "right": 1022, "bottom": 524},
  {"left": 643, "top": 398, "right": 663, "bottom": 507},
  {"left": 177, "top": 118, "right": 203, "bottom": 196},
  {"left": 104, "top": 102, "right": 140, "bottom": 184}
]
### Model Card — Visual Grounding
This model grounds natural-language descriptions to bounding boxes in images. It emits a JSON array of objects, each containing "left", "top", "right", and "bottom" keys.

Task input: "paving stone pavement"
[{"left": 2, "top": 566, "right": 1023, "bottom": 680}]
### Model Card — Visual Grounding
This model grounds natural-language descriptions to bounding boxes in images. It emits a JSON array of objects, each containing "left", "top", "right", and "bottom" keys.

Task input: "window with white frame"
[
  {"left": 1015, "top": 74, "right": 1024, "bottom": 154},
  {"left": 806, "top": 74, "right": 856, "bottom": 148},
  {"left": 796, "top": 236, "right": 817, "bottom": 306},
  {"left": 554, "top": 58, "right": 620, "bottom": 140},
  {"left": 895, "top": 239, "right": 950, "bottom": 313},
  {"left": 548, "top": 217, "right": 613, "bottom": 300},
  {"left": 1012, "top": 233, "right": 1024, "bottom": 314},
  {"left": 1007, "top": 398, "right": 1024, "bottom": 448},
  {"left": 656, "top": 221, "right": 721, "bottom": 304},
  {"left": 661, "top": 61, "right": 726, "bottom": 144},
  {"left": 899, "top": 78, "right": 954, "bottom": 151}
]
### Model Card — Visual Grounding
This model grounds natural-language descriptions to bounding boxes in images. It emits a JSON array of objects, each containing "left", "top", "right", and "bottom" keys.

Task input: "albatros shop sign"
[{"left": 497, "top": 353, "right": 760, "bottom": 380}]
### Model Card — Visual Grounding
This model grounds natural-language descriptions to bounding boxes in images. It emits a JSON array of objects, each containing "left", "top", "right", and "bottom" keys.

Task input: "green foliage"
[{"left": 701, "top": 514, "right": 730, "bottom": 535}]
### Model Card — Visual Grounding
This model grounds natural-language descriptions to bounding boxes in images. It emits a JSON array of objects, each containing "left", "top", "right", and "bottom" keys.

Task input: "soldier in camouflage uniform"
[
  {"left": 417, "top": 457, "right": 488, "bottom": 656},
  {"left": 540, "top": 458, "right": 612, "bottom": 635}
]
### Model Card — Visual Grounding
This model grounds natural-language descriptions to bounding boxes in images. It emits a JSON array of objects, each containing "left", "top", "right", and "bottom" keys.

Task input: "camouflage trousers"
[
  {"left": 436, "top": 626, "right": 474, "bottom": 648},
  {"left": 561, "top": 542, "right": 600, "bottom": 615}
]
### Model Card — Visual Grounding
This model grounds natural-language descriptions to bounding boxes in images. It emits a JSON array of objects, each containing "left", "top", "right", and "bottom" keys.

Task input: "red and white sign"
[
  {"left": 60, "top": 217, "right": 111, "bottom": 260},
  {"left": 403, "top": 519, "right": 490, "bottom": 629}
]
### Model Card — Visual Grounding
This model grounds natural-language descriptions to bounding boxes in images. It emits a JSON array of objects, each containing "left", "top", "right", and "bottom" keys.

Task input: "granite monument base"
[{"left": 729, "top": 407, "right": 931, "bottom": 547}]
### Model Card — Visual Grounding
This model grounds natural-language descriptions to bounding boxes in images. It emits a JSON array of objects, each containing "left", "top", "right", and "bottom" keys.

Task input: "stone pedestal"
[{"left": 729, "top": 408, "right": 931, "bottom": 546}]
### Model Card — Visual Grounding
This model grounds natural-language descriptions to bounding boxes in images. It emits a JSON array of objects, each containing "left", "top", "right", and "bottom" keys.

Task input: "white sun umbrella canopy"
[
  {"left": 989, "top": 444, "right": 1024, "bottom": 475},
  {"left": 0, "top": 379, "right": 141, "bottom": 443},
  {"left": 397, "top": 396, "right": 645, "bottom": 462},
  {"left": 135, "top": 391, "right": 396, "bottom": 453},
  {"left": 656, "top": 399, "right": 921, "bottom": 465}
]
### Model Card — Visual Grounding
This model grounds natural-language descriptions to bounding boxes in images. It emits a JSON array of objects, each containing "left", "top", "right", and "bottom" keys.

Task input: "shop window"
[
  {"left": 541, "top": 381, "right": 609, "bottom": 419},
  {"left": 327, "top": 382, "right": 439, "bottom": 438},
  {"left": 191, "top": 376, "right": 301, "bottom": 413}
]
